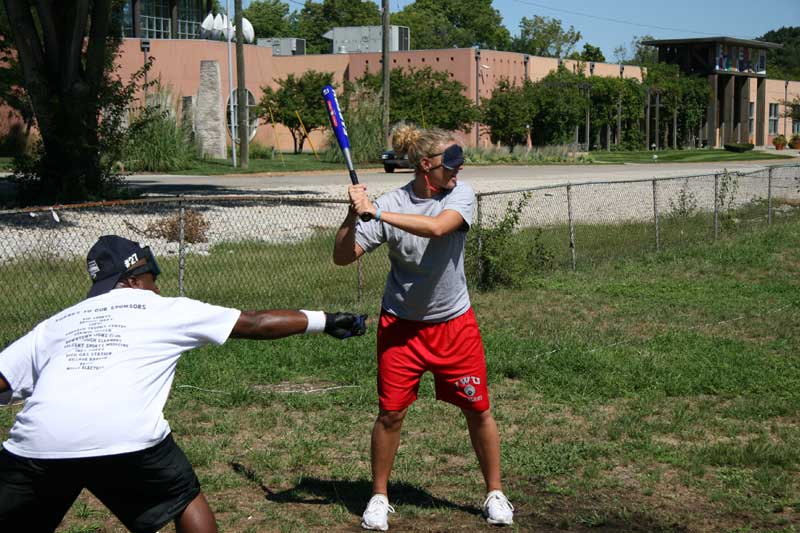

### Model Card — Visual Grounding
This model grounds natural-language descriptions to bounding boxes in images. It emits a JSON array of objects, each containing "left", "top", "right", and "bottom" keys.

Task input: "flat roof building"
[{"left": 643, "top": 37, "right": 788, "bottom": 147}]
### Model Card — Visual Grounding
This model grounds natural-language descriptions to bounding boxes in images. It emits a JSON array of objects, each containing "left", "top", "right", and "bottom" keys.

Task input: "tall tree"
[
  {"left": 481, "top": 79, "right": 536, "bottom": 148},
  {"left": 357, "top": 66, "right": 478, "bottom": 131},
  {"left": 293, "top": 0, "right": 381, "bottom": 54},
  {"left": 511, "top": 15, "right": 581, "bottom": 58},
  {"left": 580, "top": 43, "right": 605, "bottom": 63},
  {"left": 391, "top": 0, "right": 510, "bottom": 51},
  {"left": 612, "top": 44, "right": 627, "bottom": 64},
  {"left": 645, "top": 63, "right": 710, "bottom": 148},
  {"left": 242, "top": 0, "right": 291, "bottom": 39},
  {"left": 257, "top": 70, "right": 334, "bottom": 153},
  {"left": 529, "top": 67, "right": 586, "bottom": 145},
  {"left": 757, "top": 26, "right": 800, "bottom": 81},
  {"left": 0, "top": 2, "right": 32, "bottom": 132},
  {"left": 2, "top": 0, "right": 128, "bottom": 204},
  {"left": 629, "top": 34, "right": 657, "bottom": 66}
]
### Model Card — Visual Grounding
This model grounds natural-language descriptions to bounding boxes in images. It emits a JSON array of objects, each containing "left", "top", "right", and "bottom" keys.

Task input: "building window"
[
  {"left": 794, "top": 119, "right": 800, "bottom": 134},
  {"left": 768, "top": 103, "right": 779, "bottom": 135},
  {"left": 142, "top": 0, "right": 171, "bottom": 39},
  {"left": 748, "top": 102, "right": 754, "bottom": 134},
  {"left": 178, "top": 0, "right": 203, "bottom": 39},
  {"left": 121, "top": 1, "right": 134, "bottom": 37}
]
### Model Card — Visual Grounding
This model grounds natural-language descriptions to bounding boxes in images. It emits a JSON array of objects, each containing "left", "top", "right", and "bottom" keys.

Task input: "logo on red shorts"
[{"left": 456, "top": 376, "right": 482, "bottom": 401}]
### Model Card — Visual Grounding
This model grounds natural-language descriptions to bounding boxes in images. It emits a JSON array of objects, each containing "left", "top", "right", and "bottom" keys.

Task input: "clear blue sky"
[{"left": 248, "top": 0, "right": 799, "bottom": 61}]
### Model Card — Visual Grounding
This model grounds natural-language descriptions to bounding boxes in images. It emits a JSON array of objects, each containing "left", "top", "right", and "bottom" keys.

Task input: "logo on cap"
[{"left": 87, "top": 260, "right": 100, "bottom": 280}]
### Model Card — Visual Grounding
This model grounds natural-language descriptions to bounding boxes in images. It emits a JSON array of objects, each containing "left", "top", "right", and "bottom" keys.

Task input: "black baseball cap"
[{"left": 86, "top": 235, "right": 161, "bottom": 298}]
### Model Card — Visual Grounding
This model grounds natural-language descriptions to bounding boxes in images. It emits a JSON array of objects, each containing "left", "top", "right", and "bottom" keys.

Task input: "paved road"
[
  {"left": 2, "top": 157, "right": 797, "bottom": 199},
  {"left": 122, "top": 158, "right": 798, "bottom": 196}
]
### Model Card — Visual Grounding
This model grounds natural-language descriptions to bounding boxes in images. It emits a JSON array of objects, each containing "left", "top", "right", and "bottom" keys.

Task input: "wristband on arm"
[
  {"left": 300, "top": 310, "right": 326, "bottom": 333},
  {"left": 374, "top": 207, "right": 382, "bottom": 221},
  {"left": 300, "top": 310, "right": 368, "bottom": 339}
]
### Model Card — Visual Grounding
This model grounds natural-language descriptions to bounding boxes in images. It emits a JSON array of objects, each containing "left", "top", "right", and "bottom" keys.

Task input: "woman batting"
[{"left": 333, "top": 124, "right": 514, "bottom": 530}]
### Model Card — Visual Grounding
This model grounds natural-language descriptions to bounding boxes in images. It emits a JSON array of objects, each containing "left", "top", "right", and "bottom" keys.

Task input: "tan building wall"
[
  {"left": 1, "top": 38, "right": 796, "bottom": 154},
  {"left": 765, "top": 79, "right": 800, "bottom": 143}
]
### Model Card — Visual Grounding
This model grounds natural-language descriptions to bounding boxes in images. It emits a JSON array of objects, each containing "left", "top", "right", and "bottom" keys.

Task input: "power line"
[{"left": 510, "top": 0, "right": 728, "bottom": 37}]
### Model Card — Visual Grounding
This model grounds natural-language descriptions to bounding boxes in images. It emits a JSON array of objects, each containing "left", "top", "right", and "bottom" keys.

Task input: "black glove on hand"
[{"left": 324, "top": 312, "right": 368, "bottom": 339}]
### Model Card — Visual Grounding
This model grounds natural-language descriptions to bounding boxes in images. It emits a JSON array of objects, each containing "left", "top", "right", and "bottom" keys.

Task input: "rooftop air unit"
[
  {"left": 322, "top": 26, "right": 410, "bottom": 54},
  {"left": 256, "top": 37, "right": 307, "bottom": 56}
]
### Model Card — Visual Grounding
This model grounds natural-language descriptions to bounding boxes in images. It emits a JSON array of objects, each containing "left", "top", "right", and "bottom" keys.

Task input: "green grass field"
[
  {"left": 591, "top": 149, "right": 795, "bottom": 164},
  {"left": 1, "top": 211, "right": 799, "bottom": 531}
]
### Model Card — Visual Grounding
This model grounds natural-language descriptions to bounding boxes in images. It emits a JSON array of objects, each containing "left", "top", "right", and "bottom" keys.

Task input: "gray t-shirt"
[{"left": 355, "top": 180, "right": 474, "bottom": 322}]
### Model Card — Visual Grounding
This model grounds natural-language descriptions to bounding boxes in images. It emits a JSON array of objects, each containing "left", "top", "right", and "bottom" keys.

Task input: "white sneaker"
[
  {"left": 361, "top": 494, "right": 395, "bottom": 531},
  {"left": 483, "top": 490, "right": 514, "bottom": 526}
]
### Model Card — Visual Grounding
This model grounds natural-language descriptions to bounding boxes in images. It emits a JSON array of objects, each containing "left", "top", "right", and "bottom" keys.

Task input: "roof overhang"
[{"left": 642, "top": 37, "right": 782, "bottom": 50}]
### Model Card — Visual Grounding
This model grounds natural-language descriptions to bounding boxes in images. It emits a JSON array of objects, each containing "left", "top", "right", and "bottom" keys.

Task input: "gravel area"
[{"left": 1, "top": 167, "right": 797, "bottom": 264}]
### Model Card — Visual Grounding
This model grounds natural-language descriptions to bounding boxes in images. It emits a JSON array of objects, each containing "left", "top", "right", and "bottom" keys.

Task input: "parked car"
[{"left": 381, "top": 150, "right": 412, "bottom": 173}]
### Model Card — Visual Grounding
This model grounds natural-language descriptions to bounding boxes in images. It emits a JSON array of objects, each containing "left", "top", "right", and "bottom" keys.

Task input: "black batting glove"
[{"left": 324, "top": 312, "right": 368, "bottom": 339}]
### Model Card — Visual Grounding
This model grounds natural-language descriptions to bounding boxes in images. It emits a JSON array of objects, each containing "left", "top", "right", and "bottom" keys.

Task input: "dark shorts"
[
  {"left": 377, "top": 307, "right": 490, "bottom": 412},
  {"left": 0, "top": 434, "right": 201, "bottom": 533}
]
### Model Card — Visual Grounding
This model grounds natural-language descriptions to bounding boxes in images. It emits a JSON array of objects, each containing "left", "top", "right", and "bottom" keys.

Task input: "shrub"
[
  {"left": 248, "top": 141, "right": 275, "bottom": 160},
  {"left": 465, "top": 144, "right": 590, "bottom": 164},
  {"left": 465, "top": 192, "right": 553, "bottom": 290},
  {"left": 668, "top": 181, "right": 699, "bottom": 219},
  {"left": 322, "top": 85, "right": 383, "bottom": 165},
  {"left": 145, "top": 209, "right": 209, "bottom": 243},
  {"left": 773, "top": 134, "right": 787, "bottom": 148},
  {"left": 723, "top": 143, "right": 754, "bottom": 153},
  {"left": 123, "top": 84, "right": 196, "bottom": 172},
  {"left": 0, "top": 123, "right": 29, "bottom": 157}
]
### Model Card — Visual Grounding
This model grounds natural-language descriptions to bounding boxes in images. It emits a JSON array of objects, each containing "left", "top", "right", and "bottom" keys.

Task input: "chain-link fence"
[
  {"left": 473, "top": 164, "right": 800, "bottom": 274},
  {"left": 1, "top": 164, "right": 798, "bottom": 343}
]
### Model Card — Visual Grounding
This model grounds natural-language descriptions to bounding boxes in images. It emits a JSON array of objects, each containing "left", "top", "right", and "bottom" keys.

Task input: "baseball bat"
[{"left": 322, "top": 85, "right": 372, "bottom": 221}]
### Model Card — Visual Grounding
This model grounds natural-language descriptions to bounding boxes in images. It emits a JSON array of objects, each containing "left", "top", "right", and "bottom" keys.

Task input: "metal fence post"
[
  {"left": 178, "top": 198, "right": 185, "bottom": 297},
  {"left": 652, "top": 179, "right": 660, "bottom": 251},
  {"left": 357, "top": 257, "right": 363, "bottom": 305},
  {"left": 713, "top": 173, "right": 720, "bottom": 239},
  {"left": 767, "top": 167, "right": 773, "bottom": 225},
  {"left": 567, "top": 185, "right": 576, "bottom": 270},
  {"left": 476, "top": 194, "right": 484, "bottom": 285}
]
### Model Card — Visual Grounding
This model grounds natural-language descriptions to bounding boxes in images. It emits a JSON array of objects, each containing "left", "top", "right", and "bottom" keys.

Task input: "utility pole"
[
  {"left": 235, "top": 0, "right": 248, "bottom": 168},
  {"left": 381, "top": 0, "right": 390, "bottom": 145},
  {"left": 475, "top": 48, "right": 481, "bottom": 147},
  {"left": 785, "top": 80, "right": 789, "bottom": 138},
  {"left": 225, "top": 0, "right": 236, "bottom": 167}
]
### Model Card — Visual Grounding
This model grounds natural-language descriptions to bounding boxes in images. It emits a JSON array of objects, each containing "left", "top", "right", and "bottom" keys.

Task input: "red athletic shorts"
[{"left": 376, "top": 307, "right": 490, "bottom": 412}]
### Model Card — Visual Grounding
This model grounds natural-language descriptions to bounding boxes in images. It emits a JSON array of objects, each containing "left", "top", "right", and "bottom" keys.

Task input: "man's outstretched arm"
[{"left": 230, "top": 310, "right": 367, "bottom": 340}]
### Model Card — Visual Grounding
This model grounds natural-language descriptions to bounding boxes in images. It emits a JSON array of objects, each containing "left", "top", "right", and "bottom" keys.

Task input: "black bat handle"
[{"left": 348, "top": 169, "right": 373, "bottom": 221}]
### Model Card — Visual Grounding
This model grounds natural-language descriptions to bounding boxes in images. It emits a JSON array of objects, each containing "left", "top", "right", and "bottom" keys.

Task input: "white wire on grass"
[
  {"left": 176, "top": 384, "right": 226, "bottom": 394},
  {"left": 274, "top": 385, "right": 359, "bottom": 394},
  {"left": 175, "top": 383, "right": 360, "bottom": 396}
]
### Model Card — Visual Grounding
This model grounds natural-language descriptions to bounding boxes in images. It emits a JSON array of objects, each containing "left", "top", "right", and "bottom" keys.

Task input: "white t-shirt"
[
  {"left": 355, "top": 180, "right": 474, "bottom": 322},
  {"left": 0, "top": 288, "right": 240, "bottom": 459}
]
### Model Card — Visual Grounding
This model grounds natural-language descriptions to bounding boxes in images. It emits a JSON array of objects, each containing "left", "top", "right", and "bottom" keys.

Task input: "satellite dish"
[
  {"left": 211, "top": 13, "right": 223, "bottom": 40},
  {"left": 200, "top": 12, "right": 214, "bottom": 38},
  {"left": 241, "top": 18, "right": 255, "bottom": 43}
]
